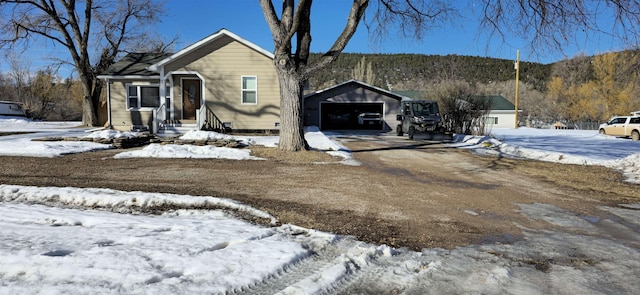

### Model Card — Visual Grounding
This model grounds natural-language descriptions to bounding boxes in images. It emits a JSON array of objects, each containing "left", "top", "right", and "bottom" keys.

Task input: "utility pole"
[{"left": 514, "top": 50, "right": 520, "bottom": 129}]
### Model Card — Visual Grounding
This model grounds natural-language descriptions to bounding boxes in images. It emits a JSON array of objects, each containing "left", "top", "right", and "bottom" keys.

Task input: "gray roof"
[
  {"left": 304, "top": 79, "right": 405, "bottom": 100},
  {"left": 101, "top": 52, "right": 172, "bottom": 76}
]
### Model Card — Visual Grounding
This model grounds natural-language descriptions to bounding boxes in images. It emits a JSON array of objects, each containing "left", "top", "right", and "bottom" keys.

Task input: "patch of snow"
[
  {"left": 0, "top": 116, "right": 81, "bottom": 130},
  {"left": 114, "top": 144, "right": 264, "bottom": 160},
  {"left": 0, "top": 134, "right": 112, "bottom": 157},
  {"left": 83, "top": 129, "right": 143, "bottom": 139}
]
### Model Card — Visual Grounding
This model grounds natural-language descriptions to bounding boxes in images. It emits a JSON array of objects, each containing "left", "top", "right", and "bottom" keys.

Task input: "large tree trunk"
[
  {"left": 276, "top": 68, "right": 308, "bottom": 151},
  {"left": 81, "top": 95, "right": 98, "bottom": 126},
  {"left": 259, "top": 0, "right": 368, "bottom": 152},
  {"left": 80, "top": 75, "right": 98, "bottom": 126}
]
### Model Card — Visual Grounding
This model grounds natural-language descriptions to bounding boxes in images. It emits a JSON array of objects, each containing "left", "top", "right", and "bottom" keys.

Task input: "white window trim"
[
  {"left": 241, "top": 75, "right": 258, "bottom": 105},
  {"left": 485, "top": 116, "right": 498, "bottom": 125},
  {"left": 126, "top": 84, "right": 161, "bottom": 110}
]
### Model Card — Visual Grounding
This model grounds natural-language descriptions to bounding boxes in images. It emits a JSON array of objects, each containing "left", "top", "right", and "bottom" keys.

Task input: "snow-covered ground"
[
  {"left": 456, "top": 128, "right": 640, "bottom": 184},
  {"left": 1, "top": 117, "right": 640, "bottom": 294},
  {"left": 0, "top": 116, "right": 354, "bottom": 162}
]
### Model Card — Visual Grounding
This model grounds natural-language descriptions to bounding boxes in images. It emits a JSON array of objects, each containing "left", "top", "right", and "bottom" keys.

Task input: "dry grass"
[
  {"left": 510, "top": 159, "right": 640, "bottom": 203},
  {"left": 250, "top": 146, "right": 341, "bottom": 163}
]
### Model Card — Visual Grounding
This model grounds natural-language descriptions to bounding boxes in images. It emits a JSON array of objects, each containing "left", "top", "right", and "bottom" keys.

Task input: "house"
[
  {"left": 0, "top": 101, "right": 26, "bottom": 117},
  {"left": 303, "top": 80, "right": 405, "bottom": 131},
  {"left": 395, "top": 92, "right": 520, "bottom": 129},
  {"left": 474, "top": 95, "right": 520, "bottom": 129},
  {"left": 98, "top": 29, "right": 281, "bottom": 134}
]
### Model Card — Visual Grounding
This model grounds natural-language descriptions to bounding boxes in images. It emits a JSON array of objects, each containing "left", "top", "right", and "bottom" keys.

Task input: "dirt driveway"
[{"left": 0, "top": 133, "right": 638, "bottom": 250}]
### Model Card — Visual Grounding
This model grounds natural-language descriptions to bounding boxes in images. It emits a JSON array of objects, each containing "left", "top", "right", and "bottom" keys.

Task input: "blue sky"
[
  {"left": 162, "top": 1, "right": 523, "bottom": 60},
  {"left": 160, "top": 0, "right": 626, "bottom": 63},
  {"left": 0, "top": 0, "right": 631, "bottom": 77}
]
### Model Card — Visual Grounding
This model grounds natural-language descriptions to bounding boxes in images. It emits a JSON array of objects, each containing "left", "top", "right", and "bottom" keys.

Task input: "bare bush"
[{"left": 420, "top": 80, "right": 492, "bottom": 135}]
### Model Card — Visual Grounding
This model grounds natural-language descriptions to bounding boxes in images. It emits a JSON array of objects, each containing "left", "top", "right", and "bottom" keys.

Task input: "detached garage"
[{"left": 303, "top": 80, "right": 404, "bottom": 131}]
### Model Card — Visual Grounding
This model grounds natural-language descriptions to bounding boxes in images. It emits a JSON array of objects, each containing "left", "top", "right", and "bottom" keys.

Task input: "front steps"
[{"left": 157, "top": 122, "right": 197, "bottom": 136}]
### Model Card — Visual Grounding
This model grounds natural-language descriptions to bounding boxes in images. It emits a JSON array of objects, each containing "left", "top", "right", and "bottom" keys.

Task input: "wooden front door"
[{"left": 182, "top": 79, "right": 201, "bottom": 120}]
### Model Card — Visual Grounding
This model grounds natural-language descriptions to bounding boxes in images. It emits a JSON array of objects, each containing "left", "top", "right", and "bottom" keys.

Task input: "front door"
[{"left": 182, "top": 79, "right": 201, "bottom": 120}]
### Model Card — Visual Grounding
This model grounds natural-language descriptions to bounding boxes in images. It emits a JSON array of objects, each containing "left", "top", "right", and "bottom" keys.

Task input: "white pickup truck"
[{"left": 599, "top": 111, "right": 640, "bottom": 141}]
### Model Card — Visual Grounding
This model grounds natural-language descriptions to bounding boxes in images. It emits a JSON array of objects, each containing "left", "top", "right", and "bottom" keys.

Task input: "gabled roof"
[
  {"left": 100, "top": 52, "right": 172, "bottom": 77},
  {"left": 471, "top": 95, "right": 516, "bottom": 111},
  {"left": 392, "top": 91, "right": 518, "bottom": 111},
  {"left": 148, "top": 28, "right": 274, "bottom": 71},
  {"left": 98, "top": 29, "right": 273, "bottom": 79},
  {"left": 304, "top": 79, "right": 406, "bottom": 100}
]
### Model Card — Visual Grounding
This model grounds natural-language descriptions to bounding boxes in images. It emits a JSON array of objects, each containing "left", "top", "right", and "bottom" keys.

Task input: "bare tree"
[
  {"left": 260, "top": 1, "right": 640, "bottom": 151},
  {"left": 0, "top": 0, "right": 166, "bottom": 126},
  {"left": 425, "top": 80, "right": 492, "bottom": 135},
  {"left": 351, "top": 56, "right": 377, "bottom": 85},
  {"left": 550, "top": 54, "right": 593, "bottom": 87},
  {"left": 259, "top": 0, "right": 455, "bottom": 151},
  {"left": 480, "top": 1, "right": 640, "bottom": 55},
  {"left": 6, "top": 53, "right": 30, "bottom": 106}
]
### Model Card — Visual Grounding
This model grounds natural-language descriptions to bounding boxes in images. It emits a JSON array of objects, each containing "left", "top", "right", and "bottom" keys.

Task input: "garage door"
[{"left": 320, "top": 102, "right": 384, "bottom": 130}]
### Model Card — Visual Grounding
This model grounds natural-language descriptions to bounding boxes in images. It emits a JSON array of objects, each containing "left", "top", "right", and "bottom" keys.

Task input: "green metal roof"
[
  {"left": 471, "top": 95, "right": 516, "bottom": 110},
  {"left": 393, "top": 91, "right": 516, "bottom": 111},
  {"left": 393, "top": 91, "right": 425, "bottom": 100},
  {"left": 101, "top": 52, "right": 172, "bottom": 76}
]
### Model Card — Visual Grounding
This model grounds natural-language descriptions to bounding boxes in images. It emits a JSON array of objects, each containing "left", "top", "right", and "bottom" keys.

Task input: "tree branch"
[
  {"left": 305, "top": 0, "right": 369, "bottom": 76},
  {"left": 259, "top": 0, "right": 286, "bottom": 52}
]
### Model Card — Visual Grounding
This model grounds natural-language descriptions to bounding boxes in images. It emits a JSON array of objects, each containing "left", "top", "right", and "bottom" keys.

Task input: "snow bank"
[
  {"left": 304, "top": 126, "right": 358, "bottom": 165},
  {"left": 115, "top": 127, "right": 357, "bottom": 164},
  {"left": 454, "top": 128, "right": 640, "bottom": 184},
  {"left": 0, "top": 184, "right": 275, "bottom": 224},
  {"left": 607, "top": 154, "right": 640, "bottom": 184}
]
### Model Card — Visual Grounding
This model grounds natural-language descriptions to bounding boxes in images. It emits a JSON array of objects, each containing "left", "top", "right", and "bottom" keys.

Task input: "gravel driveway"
[{"left": 0, "top": 133, "right": 638, "bottom": 250}]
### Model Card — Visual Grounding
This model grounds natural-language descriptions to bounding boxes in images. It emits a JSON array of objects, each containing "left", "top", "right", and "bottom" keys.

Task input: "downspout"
[
  {"left": 157, "top": 67, "right": 166, "bottom": 134},
  {"left": 106, "top": 78, "right": 112, "bottom": 128},
  {"left": 159, "top": 67, "right": 165, "bottom": 107}
]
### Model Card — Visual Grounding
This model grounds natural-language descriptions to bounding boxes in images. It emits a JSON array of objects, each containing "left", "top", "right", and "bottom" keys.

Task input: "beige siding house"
[{"left": 99, "top": 29, "right": 280, "bottom": 133}]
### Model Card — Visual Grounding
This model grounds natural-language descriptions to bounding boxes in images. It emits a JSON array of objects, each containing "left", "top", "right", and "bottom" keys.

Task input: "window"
[
  {"left": 485, "top": 117, "right": 498, "bottom": 124},
  {"left": 127, "top": 85, "right": 160, "bottom": 109},
  {"left": 9, "top": 104, "right": 23, "bottom": 111},
  {"left": 609, "top": 117, "right": 626, "bottom": 125},
  {"left": 412, "top": 102, "right": 439, "bottom": 116},
  {"left": 242, "top": 76, "right": 257, "bottom": 104}
]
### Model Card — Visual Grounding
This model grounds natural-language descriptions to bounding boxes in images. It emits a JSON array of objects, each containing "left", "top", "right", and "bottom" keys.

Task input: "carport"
[{"left": 304, "top": 80, "right": 405, "bottom": 131}]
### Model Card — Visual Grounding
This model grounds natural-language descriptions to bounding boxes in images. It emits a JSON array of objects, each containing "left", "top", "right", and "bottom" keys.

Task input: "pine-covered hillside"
[{"left": 308, "top": 53, "right": 551, "bottom": 91}]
